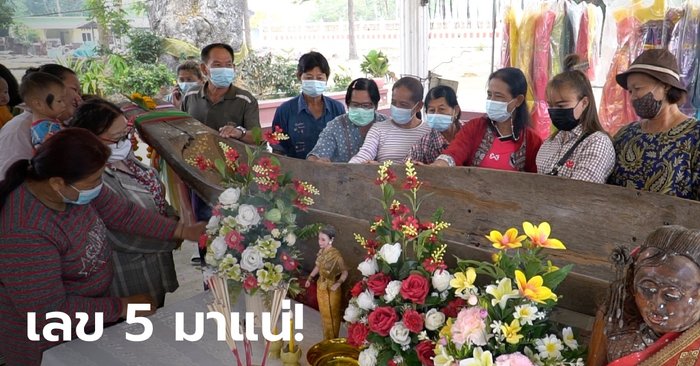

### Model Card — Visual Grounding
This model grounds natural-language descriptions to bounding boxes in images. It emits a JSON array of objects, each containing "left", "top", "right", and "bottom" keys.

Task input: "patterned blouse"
[
  {"left": 406, "top": 128, "right": 451, "bottom": 164},
  {"left": 608, "top": 118, "right": 700, "bottom": 200},
  {"left": 307, "top": 112, "right": 387, "bottom": 162},
  {"left": 536, "top": 125, "right": 616, "bottom": 183}
]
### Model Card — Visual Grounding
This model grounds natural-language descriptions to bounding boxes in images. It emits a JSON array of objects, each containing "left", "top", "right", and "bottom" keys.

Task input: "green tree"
[
  {"left": 18, "top": 0, "right": 86, "bottom": 16},
  {"left": 0, "top": 0, "right": 14, "bottom": 35},
  {"left": 127, "top": 30, "right": 164, "bottom": 63},
  {"left": 85, "top": 0, "right": 131, "bottom": 47}
]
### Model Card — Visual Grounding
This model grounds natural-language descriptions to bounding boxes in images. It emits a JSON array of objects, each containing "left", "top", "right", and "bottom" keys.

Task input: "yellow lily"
[
  {"left": 450, "top": 267, "right": 477, "bottom": 298},
  {"left": 485, "top": 228, "right": 526, "bottom": 250},
  {"left": 439, "top": 318, "right": 453, "bottom": 339},
  {"left": 485, "top": 277, "right": 520, "bottom": 309},
  {"left": 514, "top": 270, "right": 557, "bottom": 303},
  {"left": 500, "top": 319, "right": 524, "bottom": 344},
  {"left": 522, "top": 222, "right": 566, "bottom": 249}
]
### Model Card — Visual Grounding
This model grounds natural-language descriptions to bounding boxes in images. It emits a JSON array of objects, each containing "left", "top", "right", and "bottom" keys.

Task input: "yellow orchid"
[
  {"left": 514, "top": 270, "right": 557, "bottom": 304},
  {"left": 485, "top": 228, "right": 526, "bottom": 250},
  {"left": 545, "top": 260, "right": 560, "bottom": 274},
  {"left": 439, "top": 318, "right": 453, "bottom": 339},
  {"left": 522, "top": 222, "right": 566, "bottom": 249},
  {"left": 485, "top": 277, "right": 520, "bottom": 309},
  {"left": 450, "top": 267, "right": 477, "bottom": 298},
  {"left": 460, "top": 347, "right": 494, "bottom": 366},
  {"left": 500, "top": 319, "right": 524, "bottom": 345},
  {"left": 491, "top": 251, "right": 502, "bottom": 264}
]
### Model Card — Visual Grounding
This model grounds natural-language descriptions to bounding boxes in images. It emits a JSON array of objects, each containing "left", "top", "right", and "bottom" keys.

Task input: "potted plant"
[{"left": 360, "top": 49, "right": 390, "bottom": 88}]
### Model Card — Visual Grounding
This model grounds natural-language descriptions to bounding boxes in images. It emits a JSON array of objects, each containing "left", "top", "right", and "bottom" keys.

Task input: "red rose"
[
  {"left": 243, "top": 275, "right": 258, "bottom": 291},
  {"left": 366, "top": 273, "right": 391, "bottom": 295},
  {"left": 367, "top": 306, "right": 398, "bottom": 336},
  {"left": 441, "top": 298, "right": 466, "bottom": 318},
  {"left": 416, "top": 340, "right": 435, "bottom": 366},
  {"left": 400, "top": 274, "right": 430, "bottom": 304},
  {"left": 402, "top": 309, "right": 424, "bottom": 333},
  {"left": 388, "top": 360, "right": 397, "bottom": 366},
  {"left": 198, "top": 234, "right": 208, "bottom": 250},
  {"left": 347, "top": 323, "right": 370, "bottom": 347},
  {"left": 350, "top": 281, "right": 364, "bottom": 297}
]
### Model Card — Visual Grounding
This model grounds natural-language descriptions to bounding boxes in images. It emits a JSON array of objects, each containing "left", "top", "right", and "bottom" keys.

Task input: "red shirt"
[{"left": 478, "top": 137, "right": 518, "bottom": 171}]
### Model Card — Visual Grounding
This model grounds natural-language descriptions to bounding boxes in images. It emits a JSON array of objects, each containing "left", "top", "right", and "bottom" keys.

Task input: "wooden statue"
[
  {"left": 589, "top": 225, "right": 700, "bottom": 365},
  {"left": 305, "top": 225, "right": 348, "bottom": 340}
]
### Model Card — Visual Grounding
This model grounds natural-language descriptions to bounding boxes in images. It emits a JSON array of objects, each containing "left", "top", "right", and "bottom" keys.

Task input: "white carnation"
[
  {"left": 432, "top": 269, "right": 453, "bottom": 292},
  {"left": 383, "top": 280, "right": 402, "bottom": 302},
  {"left": 284, "top": 232, "right": 297, "bottom": 246},
  {"left": 357, "top": 258, "right": 378, "bottom": 277}
]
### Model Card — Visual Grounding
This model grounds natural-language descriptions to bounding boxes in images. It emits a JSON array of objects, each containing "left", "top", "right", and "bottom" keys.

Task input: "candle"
[{"left": 289, "top": 318, "right": 295, "bottom": 352}]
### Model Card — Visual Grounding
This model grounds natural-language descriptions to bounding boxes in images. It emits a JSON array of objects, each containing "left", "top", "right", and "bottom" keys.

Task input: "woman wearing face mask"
[
  {"left": 608, "top": 49, "right": 699, "bottom": 199},
  {"left": 406, "top": 85, "right": 462, "bottom": 164},
  {"left": 349, "top": 77, "right": 432, "bottom": 164},
  {"left": 535, "top": 55, "right": 615, "bottom": 183},
  {"left": 272, "top": 51, "right": 346, "bottom": 159},
  {"left": 0, "top": 129, "right": 206, "bottom": 366},
  {"left": 432, "top": 68, "right": 542, "bottom": 172},
  {"left": 69, "top": 99, "right": 183, "bottom": 309},
  {"left": 307, "top": 78, "right": 386, "bottom": 162},
  {"left": 165, "top": 60, "right": 203, "bottom": 109}
]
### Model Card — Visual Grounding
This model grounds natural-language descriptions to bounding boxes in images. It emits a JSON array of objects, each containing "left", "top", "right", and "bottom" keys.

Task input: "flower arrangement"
[
  {"left": 432, "top": 222, "right": 587, "bottom": 366},
  {"left": 127, "top": 92, "right": 157, "bottom": 110},
  {"left": 190, "top": 130, "right": 320, "bottom": 296},
  {"left": 345, "top": 161, "right": 455, "bottom": 366}
]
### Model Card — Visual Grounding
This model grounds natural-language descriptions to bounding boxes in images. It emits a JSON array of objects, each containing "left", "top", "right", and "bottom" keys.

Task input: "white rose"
[
  {"left": 284, "top": 232, "right": 297, "bottom": 246},
  {"left": 357, "top": 290, "right": 377, "bottom": 311},
  {"left": 383, "top": 280, "right": 402, "bottom": 302},
  {"left": 343, "top": 303, "right": 362, "bottom": 323},
  {"left": 424, "top": 308, "right": 446, "bottom": 331},
  {"left": 211, "top": 236, "right": 227, "bottom": 259},
  {"left": 218, "top": 188, "right": 241, "bottom": 207},
  {"left": 240, "top": 247, "right": 264, "bottom": 272},
  {"left": 378, "top": 243, "right": 402, "bottom": 264},
  {"left": 357, "top": 258, "right": 378, "bottom": 277},
  {"left": 358, "top": 346, "right": 378, "bottom": 366},
  {"left": 389, "top": 322, "right": 411, "bottom": 346},
  {"left": 236, "top": 204, "right": 261, "bottom": 227},
  {"left": 206, "top": 215, "right": 221, "bottom": 234},
  {"left": 432, "top": 269, "right": 453, "bottom": 292}
]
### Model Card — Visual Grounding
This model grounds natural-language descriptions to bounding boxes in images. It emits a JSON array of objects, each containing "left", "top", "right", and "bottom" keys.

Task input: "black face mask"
[{"left": 548, "top": 100, "right": 582, "bottom": 131}]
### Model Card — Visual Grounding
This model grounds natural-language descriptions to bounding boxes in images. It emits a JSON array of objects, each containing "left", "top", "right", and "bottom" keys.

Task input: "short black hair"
[
  {"left": 201, "top": 43, "right": 234, "bottom": 63},
  {"left": 19, "top": 71, "right": 64, "bottom": 108},
  {"left": 25, "top": 64, "right": 76, "bottom": 81},
  {"left": 345, "top": 78, "right": 380, "bottom": 107},
  {"left": 0, "top": 63, "right": 21, "bottom": 108},
  {"left": 176, "top": 60, "right": 203, "bottom": 79},
  {"left": 296, "top": 51, "right": 331, "bottom": 78},
  {"left": 666, "top": 87, "right": 686, "bottom": 105},
  {"left": 320, "top": 224, "right": 336, "bottom": 239},
  {"left": 69, "top": 98, "right": 124, "bottom": 136},
  {"left": 393, "top": 76, "right": 424, "bottom": 104},
  {"left": 424, "top": 85, "right": 459, "bottom": 111}
]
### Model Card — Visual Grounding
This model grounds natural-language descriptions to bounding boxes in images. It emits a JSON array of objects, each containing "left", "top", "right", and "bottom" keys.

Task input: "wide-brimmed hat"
[{"left": 616, "top": 49, "right": 687, "bottom": 92}]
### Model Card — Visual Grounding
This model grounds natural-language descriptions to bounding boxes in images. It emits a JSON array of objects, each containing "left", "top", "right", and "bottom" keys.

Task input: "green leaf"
[
  {"left": 542, "top": 264, "right": 573, "bottom": 290},
  {"left": 214, "top": 159, "right": 227, "bottom": 178},
  {"left": 397, "top": 260, "right": 418, "bottom": 279},
  {"left": 376, "top": 350, "right": 393, "bottom": 366}
]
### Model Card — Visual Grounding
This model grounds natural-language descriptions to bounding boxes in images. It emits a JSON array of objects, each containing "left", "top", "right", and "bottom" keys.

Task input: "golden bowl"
[{"left": 306, "top": 338, "right": 359, "bottom": 366}]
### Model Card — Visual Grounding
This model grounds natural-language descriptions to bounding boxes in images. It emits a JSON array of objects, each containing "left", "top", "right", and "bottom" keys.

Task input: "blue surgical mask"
[
  {"left": 301, "top": 80, "right": 327, "bottom": 97},
  {"left": 347, "top": 107, "right": 375, "bottom": 126},
  {"left": 60, "top": 183, "right": 103, "bottom": 205},
  {"left": 390, "top": 104, "right": 416, "bottom": 125},
  {"left": 485, "top": 99, "right": 514, "bottom": 123},
  {"left": 178, "top": 81, "right": 198, "bottom": 94},
  {"left": 426, "top": 113, "right": 454, "bottom": 132},
  {"left": 209, "top": 67, "right": 235, "bottom": 88}
]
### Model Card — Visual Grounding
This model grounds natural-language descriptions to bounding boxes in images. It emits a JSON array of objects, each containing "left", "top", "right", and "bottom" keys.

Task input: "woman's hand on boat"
[{"left": 119, "top": 293, "right": 157, "bottom": 318}]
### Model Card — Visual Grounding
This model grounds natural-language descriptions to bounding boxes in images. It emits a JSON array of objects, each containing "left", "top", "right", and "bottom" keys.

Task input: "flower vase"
[{"left": 244, "top": 291, "right": 266, "bottom": 328}]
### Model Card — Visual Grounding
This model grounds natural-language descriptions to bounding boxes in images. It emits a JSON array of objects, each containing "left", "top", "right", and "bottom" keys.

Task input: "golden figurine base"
[{"left": 306, "top": 338, "right": 359, "bottom": 366}]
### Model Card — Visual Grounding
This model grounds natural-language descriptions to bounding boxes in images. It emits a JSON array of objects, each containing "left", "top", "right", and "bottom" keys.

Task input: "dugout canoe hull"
[{"left": 128, "top": 105, "right": 700, "bottom": 319}]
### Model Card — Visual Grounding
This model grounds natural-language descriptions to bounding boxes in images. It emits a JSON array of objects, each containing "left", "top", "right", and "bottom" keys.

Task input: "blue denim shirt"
[{"left": 271, "top": 94, "right": 346, "bottom": 159}]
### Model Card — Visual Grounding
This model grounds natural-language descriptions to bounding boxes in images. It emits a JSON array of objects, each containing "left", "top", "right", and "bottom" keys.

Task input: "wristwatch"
[{"left": 235, "top": 126, "right": 247, "bottom": 139}]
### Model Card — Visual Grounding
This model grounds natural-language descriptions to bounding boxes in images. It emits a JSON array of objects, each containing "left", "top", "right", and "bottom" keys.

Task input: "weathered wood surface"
[{"left": 131, "top": 107, "right": 700, "bottom": 318}]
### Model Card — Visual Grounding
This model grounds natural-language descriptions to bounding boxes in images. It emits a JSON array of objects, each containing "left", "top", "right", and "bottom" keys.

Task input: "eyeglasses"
[
  {"left": 100, "top": 124, "right": 134, "bottom": 144},
  {"left": 348, "top": 102, "right": 375, "bottom": 109}
]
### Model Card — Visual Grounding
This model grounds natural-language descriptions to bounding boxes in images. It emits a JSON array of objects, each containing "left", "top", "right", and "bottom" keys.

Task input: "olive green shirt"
[{"left": 180, "top": 82, "right": 260, "bottom": 131}]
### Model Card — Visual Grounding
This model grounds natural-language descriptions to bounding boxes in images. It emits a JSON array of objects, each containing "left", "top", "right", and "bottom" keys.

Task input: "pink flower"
[
  {"left": 263, "top": 220, "right": 277, "bottom": 231},
  {"left": 451, "top": 306, "right": 489, "bottom": 347},
  {"left": 225, "top": 230, "right": 244, "bottom": 252},
  {"left": 243, "top": 275, "right": 258, "bottom": 291},
  {"left": 211, "top": 205, "right": 222, "bottom": 217},
  {"left": 495, "top": 352, "right": 534, "bottom": 366}
]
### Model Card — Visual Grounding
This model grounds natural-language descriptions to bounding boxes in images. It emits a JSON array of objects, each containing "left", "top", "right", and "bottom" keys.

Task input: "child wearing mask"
[
  {"left": 166, "top": 60, "right": 203, "bottom": 109},
  {"left": 21, "top": 71, "right": 67, "bottom": 148}
]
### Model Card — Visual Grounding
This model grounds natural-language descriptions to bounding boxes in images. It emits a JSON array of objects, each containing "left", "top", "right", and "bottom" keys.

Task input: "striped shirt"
[
  {"left": 536, "top": 125, "right": 615, "bottom": 183},
  {"left": 0, "top": 184, "right": 177, "bottom": 365},
  {"left": 349, "top": 120, "right": 432, "bottom": 164}
]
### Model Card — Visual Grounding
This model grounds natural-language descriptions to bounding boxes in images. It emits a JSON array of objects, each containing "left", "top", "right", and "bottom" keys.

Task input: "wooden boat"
[{"left": 125, "top": 103, "right": 700, "bottom": 330}]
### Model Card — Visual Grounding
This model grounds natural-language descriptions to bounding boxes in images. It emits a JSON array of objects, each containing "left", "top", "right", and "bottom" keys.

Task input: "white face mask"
[
  {"left": 485, "top": 99, "right": 514, "bottom": 123},
  {"left": 108, "top": 140, "right": 132, "bottom": 163}
]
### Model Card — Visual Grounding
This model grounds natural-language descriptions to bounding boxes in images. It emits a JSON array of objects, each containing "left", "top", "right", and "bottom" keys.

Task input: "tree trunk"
[
  {"left": 243, "top": 0, "right": 252, "bottom": 49},
  {"left": 348, "top": 0, "right": 358, "bottom": 59}
]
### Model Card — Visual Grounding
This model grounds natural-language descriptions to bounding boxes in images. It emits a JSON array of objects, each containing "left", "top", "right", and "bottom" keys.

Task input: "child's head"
[
  {"left": 20, "top": 71, "right": 66, "bottom": 119},
  {"left": 0, "top": 77, "right": 9, "bottom": 107},
  {"left": 176, "top": 60, "right": 203, "bottom": 93}
]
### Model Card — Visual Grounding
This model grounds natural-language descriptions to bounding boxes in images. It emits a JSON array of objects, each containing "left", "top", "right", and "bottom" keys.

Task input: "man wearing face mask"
[
  {"left": 535, "top": 55, "right": 615, "bottom": 183},
  {"left": 608, "top": 49, "right": 699, "bottom": 200},
  {"left": 180, "top": 43, "right": 260, "bottom": 145},
  {"left": 0, "top": 64, "right": 83, "bottom": 181},
  {"left": 271, "top": 51, "right": 346, "bottom": 159},
  {"left": 307, "top": 78, "right": 386, "bottom": 163}
]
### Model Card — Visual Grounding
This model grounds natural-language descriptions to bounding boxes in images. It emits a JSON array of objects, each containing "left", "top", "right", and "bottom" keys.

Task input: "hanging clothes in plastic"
[
  {"left": 669, "top": 1, "right": 700, "bottom": 117},
  {"left": 531, "top": 4, "right": 558, "bottom": 139}
]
